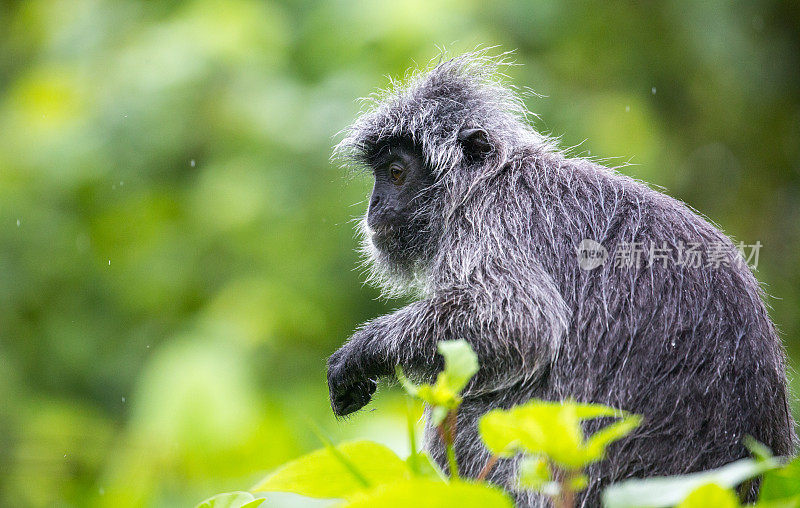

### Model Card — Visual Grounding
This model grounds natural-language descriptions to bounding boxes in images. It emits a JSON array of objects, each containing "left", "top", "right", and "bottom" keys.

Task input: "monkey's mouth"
[
  {"left": 369, "top": 229, "right": 395, "bottom": 249},
  {"left": 366, "top": 221, "right": 392, "bottom": 238},
  {"left": 366, "top": 224, "right": 402, "bottom": 252}
]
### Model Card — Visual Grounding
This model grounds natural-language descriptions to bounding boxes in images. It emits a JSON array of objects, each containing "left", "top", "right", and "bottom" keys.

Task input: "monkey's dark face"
[{"left": 365, "top": 140, "right": 436, "bottom": 265}]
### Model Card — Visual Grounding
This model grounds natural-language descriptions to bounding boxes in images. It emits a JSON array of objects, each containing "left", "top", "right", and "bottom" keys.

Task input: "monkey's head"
[
  {"left": 356, "top": 129, "right": 491, "bottom": 292},
  {"left": 334, "top": 51, "right": 551, "bottom": 296},
  {"left": 362, "top": 137, "right": 435, "bottom": 267}
]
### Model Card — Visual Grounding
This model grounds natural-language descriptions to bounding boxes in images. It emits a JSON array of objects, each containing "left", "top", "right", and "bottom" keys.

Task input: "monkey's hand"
[{"left": 327, "top": 329, "right": 391, "bottom": 417}]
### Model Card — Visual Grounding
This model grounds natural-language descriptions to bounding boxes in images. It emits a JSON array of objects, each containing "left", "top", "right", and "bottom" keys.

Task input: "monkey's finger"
[{"left": 333, "top": 381, "right": 375, "bottom": 416}]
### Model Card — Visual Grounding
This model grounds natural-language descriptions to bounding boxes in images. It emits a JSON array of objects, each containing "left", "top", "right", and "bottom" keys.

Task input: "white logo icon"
[{"left": 576, "top": 239, "right": 608, "bottom": 270}]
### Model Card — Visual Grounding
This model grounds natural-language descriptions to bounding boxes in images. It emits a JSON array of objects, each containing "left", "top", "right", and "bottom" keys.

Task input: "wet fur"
[{"left": 331, "top": 51, "right": 796, "bottom": 506}]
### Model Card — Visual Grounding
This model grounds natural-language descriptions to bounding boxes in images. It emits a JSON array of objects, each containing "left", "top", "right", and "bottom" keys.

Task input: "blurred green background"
[{"left": 0, "top": 0, "right": 798, "bottom": 506}]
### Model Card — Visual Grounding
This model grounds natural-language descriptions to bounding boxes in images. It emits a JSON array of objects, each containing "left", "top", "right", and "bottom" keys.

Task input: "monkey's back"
[
  {"left": 440, "top": 154, "right": 795, "bottom": 507},
  {"left": 555, "top": 157, "right": 792, "bottom": 500}
]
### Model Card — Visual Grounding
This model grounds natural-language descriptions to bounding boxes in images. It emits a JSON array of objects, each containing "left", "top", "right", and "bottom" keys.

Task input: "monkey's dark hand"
[{"left": 327, "top": 330, "right": 391, "bottom": 417}]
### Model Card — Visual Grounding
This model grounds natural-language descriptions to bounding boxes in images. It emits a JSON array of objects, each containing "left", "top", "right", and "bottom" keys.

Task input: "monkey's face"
[{"left": 365, "top": 140, "right": 436, "bottom": 267}]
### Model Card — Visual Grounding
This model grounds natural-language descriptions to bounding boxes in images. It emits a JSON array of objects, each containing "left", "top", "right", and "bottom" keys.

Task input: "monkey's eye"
[{"left": 389, "top": 163, "right": 406, "bottom": 185}]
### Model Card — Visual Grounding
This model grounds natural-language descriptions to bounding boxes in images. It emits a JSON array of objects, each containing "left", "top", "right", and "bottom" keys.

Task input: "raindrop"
[
  {"left": 190, "top": 159, "right": 196, "bottom": 168},
  {"left": 122, "top": 396, "right": 126, "bottom": 403},
  {"left": 16, "top": 219, "right": 20, "bottom": 227},
  {"left": 651, "top": 87, "right": 657, "bottom": 95},
  {"left": 108, "top": 260, "right": 111, "bottom": 266},
  {"left": 625, "top": 105, "right": 630, "bottom": 112}
]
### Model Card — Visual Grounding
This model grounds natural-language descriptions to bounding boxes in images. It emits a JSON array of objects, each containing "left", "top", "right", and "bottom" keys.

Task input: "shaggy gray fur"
[{"left": 328, "top": 51, "right": 796, "bottom": 506}]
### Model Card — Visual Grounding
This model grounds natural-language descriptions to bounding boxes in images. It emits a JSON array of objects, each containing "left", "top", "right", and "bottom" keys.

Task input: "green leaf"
[
  {"left": 395, "top": 365, "right": 419, "bottom": 397},
  {"left": 343, "top": 479, "right": 514, "bottom": 508},
  {"left": 676, "top": 483, "right": 740, "bottom": 508},
  {"left": 251, "top": 440, "right": 411, "bottom": 499},
  {"left": 602, "top": 456, "right": 781, "bottom": 508},
  {"left": 478, "top": 399, "right": 639, "bottom": 469},
  {"left": 430, "top": 405, "right": 449, "bottom": 426},
  {"left": 571, "top": 404, "right": 622, "bottom": 419},
  {"left": 517, "top": 456, "right": 559, "bottom": 496},
  {"left": 437, "top": 339, "right": 479, "bottom": 395},
  {"left": 761, "top": 457, "right": 800, "bottom": 501},
  {"left": 754, "top": 498, "right": 800, "bottom": 508},
  {"left": 743, "top": 436, "right": 773, "bottom": 462},
  {"left": 406, "top": 452, "right": 445, "bottom": 480},
  {"left": 395, "top": 340, "right": 479, "bottom": 417},
  {"left": 583, "top": 414, "right": 642, "bottom": 459},
  {"left": 195, "top": 492, "right": 265, "bottom": 508},
  {"left": 569, "top": 473, "right": 589, "bottom": 491}
]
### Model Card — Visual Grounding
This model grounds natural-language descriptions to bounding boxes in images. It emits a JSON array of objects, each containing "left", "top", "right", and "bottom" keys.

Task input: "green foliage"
[
  {"left": 396, "top": 338, "right": 478, "bottom": 425},
  {"left": 249, "top": 440, "right": 514, "bottom": 507},
  {"left": 434, "top": 339, "right": 481, "bottom": 395},
  {"left": 251, "top": 441, "right": 410, "bottom": 499},
  {"left": 477, "top": 399, "right": 639, "bottom": 504},
  {"left": 210, "top": 341, "right": 640, "bottom": 507},
  {"left": 216, "top": 341, "right": 799, "bottom": 508},
  {"left": 602, "top": 455, "right": 782, "bottom": 508},
  {"left": 195, "top": 492, "right": 266, "bottom": 508},
  {"left": 344, "top": 479, "right": 514, "bottom": 508},
  {"left": 244, "top": 343, "right": 513, "bottom": 506},
  {"left": 676, "top": 484, "right": 740, "bottom": 508},
  {"left": 760, "top": 457, "right": 800, "bottom": 505},
  {"left": 517, "top": 456, "right": 559, "bottom": 496},
  {"left": 479, "top": 400, "right": 641, "bottom": 469},
  {"left": 397, "top": 339, "right": 480, "bottom": 479}
]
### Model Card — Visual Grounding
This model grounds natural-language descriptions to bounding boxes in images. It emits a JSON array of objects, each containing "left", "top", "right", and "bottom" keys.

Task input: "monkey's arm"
[{"left": 328, "top": 262, "right": 570, "bottom": 416}]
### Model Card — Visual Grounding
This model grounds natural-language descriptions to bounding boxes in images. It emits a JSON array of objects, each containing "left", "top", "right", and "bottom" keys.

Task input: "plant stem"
[
  {"left": 446, "top": 441, "right": 459, "bottom": 480},
  {"left": 553, "top": 467, "right": 575, "bottom": 508},
  {"left": 310, "top": 423, "right": 371, "bottom": 488},
  {"left": 556, "top": 488, "right": 575, "bottom": 508},
  {"left": 477, "top": 455, "right": 499, "bottom": 481},
  {"left": 406, "top": 398, "right": 419, "bottom": 475},
  {"left": 438, "top": 410, "right": 460, "bottom": 480}
]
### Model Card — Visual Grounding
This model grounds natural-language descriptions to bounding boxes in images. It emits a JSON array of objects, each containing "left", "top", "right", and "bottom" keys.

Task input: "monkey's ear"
[{"left": 457, "top": 127, "right": 492, "bottom": 162}]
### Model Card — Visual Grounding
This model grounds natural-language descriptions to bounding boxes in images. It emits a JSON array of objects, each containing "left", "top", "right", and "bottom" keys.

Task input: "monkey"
[{"left": 326, "top": 52, "right": 796, "bottom": 506}]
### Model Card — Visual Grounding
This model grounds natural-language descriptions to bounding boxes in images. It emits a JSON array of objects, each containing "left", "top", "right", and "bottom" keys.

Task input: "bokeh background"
[{"left": 1, "top": 0, "right": 798, "bottom": 506}]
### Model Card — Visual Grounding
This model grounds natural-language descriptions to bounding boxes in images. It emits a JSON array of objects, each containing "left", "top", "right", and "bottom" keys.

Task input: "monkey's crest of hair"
[
  {"left": 334, "top": 50, "right": 552, "bottom": 177},
  {"left": 335, "top": 51, "right": 555, "bottom": 297}
]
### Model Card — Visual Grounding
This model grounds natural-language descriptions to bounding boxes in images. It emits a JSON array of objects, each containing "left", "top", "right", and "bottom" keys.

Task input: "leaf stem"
[
  {"left": 406, "top": 398, "right": 419, "bottom": 475},
  {"left": 309, "top": 422, "right": 371, "bottom": 488},
  {"left": 326, "top": 441, "right": 372, "bottom": 488},
  {"left": 554, "top": 466, "right": 575, "bottom": 508},
  {"left": 440, "top": 410, "right": 460, "bottom": 480},
  {"left": 477, "top": 455, "right": 499, "bottom": 481}
]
